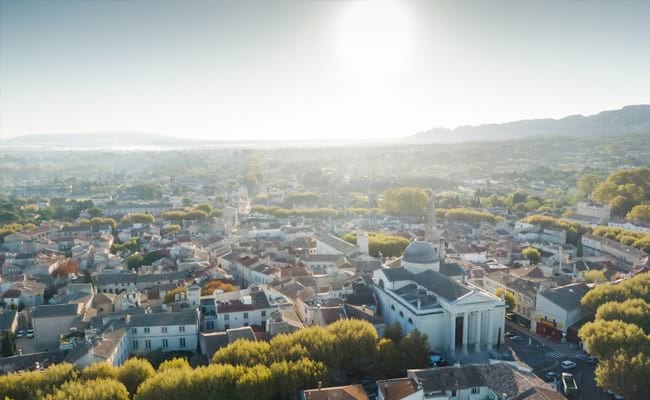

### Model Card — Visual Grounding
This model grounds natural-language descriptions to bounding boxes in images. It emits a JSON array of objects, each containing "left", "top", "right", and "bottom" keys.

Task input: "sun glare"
[{"left": 334, "top": 0, "right": 413, "bottom": 80}]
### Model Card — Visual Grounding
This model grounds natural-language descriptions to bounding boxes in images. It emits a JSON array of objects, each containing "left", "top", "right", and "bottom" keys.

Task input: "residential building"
[
  {"left": 31, "top": 303, "right": 83, "bottom": 350},
  {"left": 377, "top": 363, "right": 563, "bottom": 400},
  {"left": 532, "top": 282, "right": 591, "bottom": 342},
  {"left": 127, "top": 310, "right": 199, "bottom": 354},
  {"left": 301, "top": 384, "right": 369, "bottom": 400}
]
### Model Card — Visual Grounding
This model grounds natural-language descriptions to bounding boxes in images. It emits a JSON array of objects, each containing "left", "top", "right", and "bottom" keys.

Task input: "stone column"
[
  {"left": 462, "top": 312, "right": 469, "bottom": 355},
  {"left": 449, "top": 312, "right": 456, "bottom": 354},
  {"left": 486, "top": 309, "right": 494, "bottom": 350},
  {"left": 474, "top": 311, "right": 482, "bottom": 353}
]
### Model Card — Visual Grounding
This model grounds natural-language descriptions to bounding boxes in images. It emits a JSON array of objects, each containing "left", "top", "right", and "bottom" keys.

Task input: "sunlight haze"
[{"left": 1, "top": 0, "right": 649, "bottom": 140}]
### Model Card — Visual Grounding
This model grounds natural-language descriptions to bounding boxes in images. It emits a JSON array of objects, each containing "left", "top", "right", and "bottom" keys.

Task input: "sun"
[{"left": 334, "top": 0, "right": 413, "bottom": 79}]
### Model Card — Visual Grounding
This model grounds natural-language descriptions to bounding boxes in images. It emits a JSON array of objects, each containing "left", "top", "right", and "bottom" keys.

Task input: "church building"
[{"left": 372, "top": 195, "right": 506, "bottom": 355}]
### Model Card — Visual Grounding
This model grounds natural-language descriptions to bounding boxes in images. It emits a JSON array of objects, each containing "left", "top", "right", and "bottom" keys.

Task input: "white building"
[
  {"left": 531, "top": 282, "right": 590, "bottom": 342},
  {"left": 127, "top": 310, "right": 199, "bottom": 354},
  {"left": 372, "top": 197, "right": 506, "bottom": 355}
]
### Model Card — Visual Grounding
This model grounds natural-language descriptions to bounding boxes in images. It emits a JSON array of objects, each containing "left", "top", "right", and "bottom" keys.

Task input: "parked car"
[
  {"left": 16, "top": 330, "right": 25, "bottom": 338},
  {"left": 562, "top": 372, "right": 578, "bottom": 397},
  {"left": 429, "top": 352, "right": 447, "bottom": 367},
  {"left": 505, "top": 331, "right": 515, "bottom": 338},
  {"left": 543, "top": 371, "right": 557, "bottom": 382},
  {"left": 26, "top": 328, "right": 34, "bottom": 338},
  {"left": 510, "top": 335, "right": 524, "bottom": 342},
  {"left": 561, "top": 360, "right": 577, "bottom": 369},
  {"left": 576, "top": 354, "right": 597, "bottom": 364}
]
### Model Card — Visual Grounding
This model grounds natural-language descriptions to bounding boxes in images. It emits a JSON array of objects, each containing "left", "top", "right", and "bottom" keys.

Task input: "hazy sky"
[{"left": 1, "top": 0, "right": 649, "bottom": 141}]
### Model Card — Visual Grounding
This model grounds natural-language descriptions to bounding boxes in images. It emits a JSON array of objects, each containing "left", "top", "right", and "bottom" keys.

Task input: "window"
[
  {"left": 180, "top": 338, "right": 186, "bottom": 348},
  {"left": 131, "top": 328, "right": 137, "bottom": 334},
  {"left": 132, "top": 340, "right": 139, "bottom": 350},
  {"left": 408, "top": 318, "right": 414, "bottom": 325},
  {"left": 145, "top": 339, "right": 151, "bottom": 349},
  {"left": 451, "top": 389, "right": 457, "bottom": 396},
  {"left": 206, "top": 321, "right": 214, "bottom": 330},
  {"left": 471, "top": 387, "right": 480, "bottom": 394},
  {"left": 261, "top": 310, "right": 266, "bottom": 317},
  {"left": 162, "top": 339, "right": 168, "bottom": 348},
  {"left": 399, "top": 311, "right": 404, "bottom": 318},
  {"left": 144, "top": 327, "right": 150, "bottom": 334},
  {"left": 244, "top": 322, "right": 249, "bottom": 326},
  {"left": 224, "top": 324, "right": 230, "bottom": 330},
  {"left": 391, "top": 304, "right": 395, "bottom": 311},
  {"left": 161, "top": 327, "right": 167, "bottom": 333},
  {"left": 224, "top": 314, "right": 230, "bottom": 321},
  {"left": 243, "top": 313, "right": 249, "bottom": 319},
  {"left": 179, "top": 326, "right": 185, "bottom": 332}
]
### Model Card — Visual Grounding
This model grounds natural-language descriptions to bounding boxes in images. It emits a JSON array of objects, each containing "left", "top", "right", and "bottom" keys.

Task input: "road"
[{"left": 503, "top": 321, "right": 616, "bottom": 400}]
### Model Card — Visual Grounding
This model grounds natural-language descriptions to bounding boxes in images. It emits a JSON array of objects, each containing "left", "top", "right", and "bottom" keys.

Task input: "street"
[{"left": 502, "top": 321, "right": 615, "bottom": 400}]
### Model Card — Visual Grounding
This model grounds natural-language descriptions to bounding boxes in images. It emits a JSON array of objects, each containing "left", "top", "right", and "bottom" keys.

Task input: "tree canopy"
[
  {"left": 579, "top": 272, "right": 650, "bottom": 400},
  {"left": 380, "top": 187, "right": 429, "bottom": 217},
  {"left": 591, "top": 168, "right": 650, "bottom": 216}
]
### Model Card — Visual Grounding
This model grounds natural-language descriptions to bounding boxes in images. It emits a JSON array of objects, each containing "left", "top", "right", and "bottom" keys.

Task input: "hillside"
[{"left": 411, "top": 104, "right": 650, "bottom": 143}]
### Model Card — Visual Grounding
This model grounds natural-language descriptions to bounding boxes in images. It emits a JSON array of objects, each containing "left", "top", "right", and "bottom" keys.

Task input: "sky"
[{"left": 1, "top": 0, "right": 649, "bottom": 141}]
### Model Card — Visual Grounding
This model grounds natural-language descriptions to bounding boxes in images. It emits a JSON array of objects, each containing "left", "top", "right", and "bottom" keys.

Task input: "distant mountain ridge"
[
  {"left": 410, "top": 104, "right": 650, "bottom": 143},
  {"left": 2, "top": 132, "right": 195, "bottom": 147}
]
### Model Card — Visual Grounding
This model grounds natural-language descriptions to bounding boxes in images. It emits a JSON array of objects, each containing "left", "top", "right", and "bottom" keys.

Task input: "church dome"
[{"left": 402, "top": 239, "right": 438, "bottom": 264}]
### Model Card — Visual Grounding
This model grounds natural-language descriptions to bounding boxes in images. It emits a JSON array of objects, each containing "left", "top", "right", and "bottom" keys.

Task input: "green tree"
[
  {"left": 116, "top": 358, "right": 155, "bottom": 396},
  {"left": 1, "top": 332, "right": 16, "bottom": 357},
  {"left": 380, "top": 187, "right": 429, "bottom": 217},
  {"left": 595, "top": 350, "right": 650, "bottom": 400},
  {"left": 87, "top": 207, "right": 104, "bottom": 218},
  {"left": 383, "top": 321, "right": 403, "bottom": 344},
  {"left": 373, "top": 338, "right": 403, "bottom": 378},
  {"left": 195, "top": 203, "right": 213, "bottom": 215},
  {"left": 522, "top": 247, "right": 541, "bottom": 264},
  {"left": 596, "top": 299, "right": 650, "bottom": 334},
  {"left": 398, "top": 330, "right": 430, "bottom": 370},
  {"left": 584, "top": 270, "right": 607, "bottom": 283},
  {"left": 44, "top": 378, "right": 129, "bottom": 400},
  {"left": 213, "top": 340, "right": 271, "bottom": 367},
  {"left": 80, "top": 362, "right": 118, "bottom": 381},
  {"left": 495, "top": 288, "right": 517, "bottom": 312},
  {"left": 627, "top": 205, "right": 650, "bottom": 223},
  {"left": 126, "top": 254, "right": 145, "bottom": 270}
]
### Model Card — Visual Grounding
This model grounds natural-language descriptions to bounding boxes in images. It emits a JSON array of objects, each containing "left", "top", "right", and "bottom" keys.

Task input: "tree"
[
  {"left": 373, "top": 338, "right": 403, "bottom": 378},
  {"left": 124, "top": 213, "right": 155, "bottom": 224},
  {"left": 522, "top": 247, "right": 541, "bottom": 264},
  {"left": 579, "top": 319, "right": 649, "bottom": 360},
  {"left": 158, "top": 358, "right": 191, "bottom": 373},
  {"left": 87, "top": 207, "right": 104, "bottom": 218},
  {"left": 195, "top": 203, "right": 213, "bottom": 215},
  {"left": 380, "top": 187, "right": 429, "bottom": 216},
  {"left": 126, "top": 254, "right": 145, "bottom": 270},
  {"left": 44, "top": 378, "right": 129, "bottom": 400},
  {"left": 595, "top": 350, "right": 650, "bottom": 400},
  {"left": 383, "top": 321, "right": 403, "bottom": 344},
  {"left": 164, "top": 287, "right": 187, "bottom": 303},
  {"left": 584, "top": 270, "right": 607, "bottom": 283},
  {"left": 201, "top": 280, "right": 236, "bottom": 295},
  {"left": 51, "top": 258, "right": 79, "bottom": 278},
  {"left": 80, "top": 362, "right": 117, "bottom": 380},
  {"left": 577, "top": 174, "right": 601, "bottom": 200},
  {"left": 213, "top": 340, "right": 271, "bottom": 367},
  {"left": 495, "top": 288, "right": 517, "bottom": 312},
  {"left": 592, "top": 168, "right": 650, "bottom": 216},
  {"left": 116, "top": 358, "right": 155, "bottom": 395},
  {"left": 1, "top": 332, "right": 16, "bottom": 357},
  {"left": 596, "top": 299, "right": 650, "bottom": 334},
  {"left": 627, "top": 205, "right": 650, "bottom": 223},
  {"left": 398, "top": 330, "right": 430, "bottom": 370}
]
